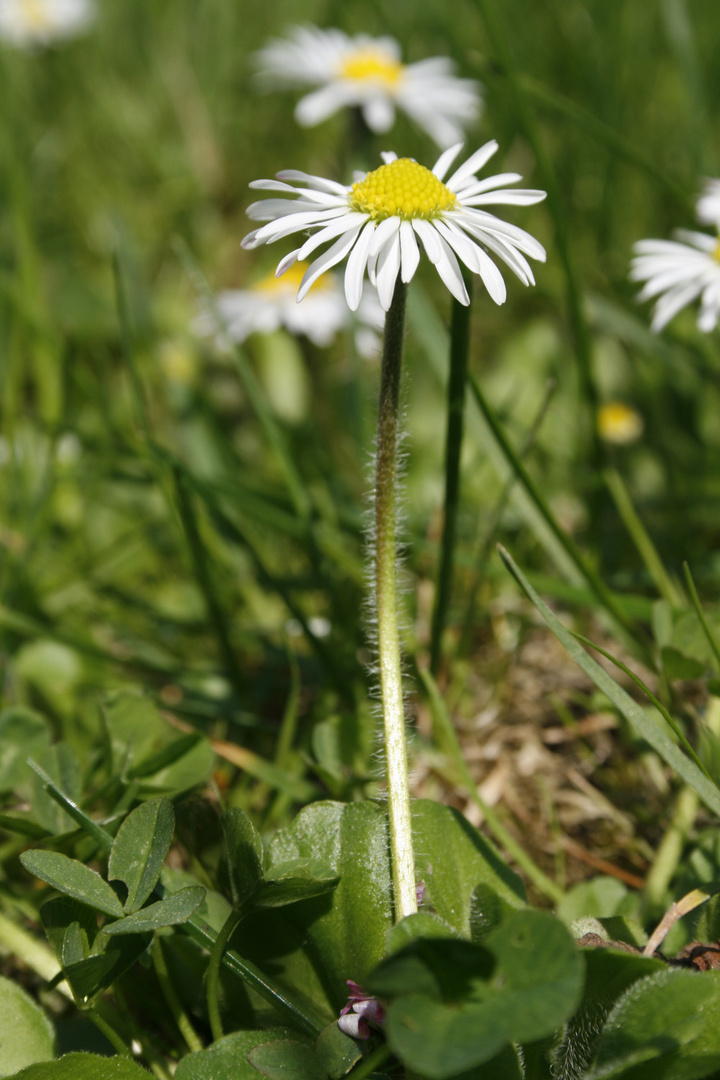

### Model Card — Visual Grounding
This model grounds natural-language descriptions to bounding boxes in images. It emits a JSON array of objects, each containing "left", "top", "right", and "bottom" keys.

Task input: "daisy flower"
[
  {"left": 253, "top": 25, "right": 481, "bottom": 149},
  {"left": 696, "top": 179, "right": 720, "bottom": 229},
  {"left": 630, "top": 229, "right": 720, "bottom": 333},
  {"left": 194, "top": 262, "right": 384, "bottom": 356},
  {"left": 242, "top": 141, "right": 547, "bottom": 313},
  {"left": 0, "top": 0, "right": 93, "bottom": 47}
]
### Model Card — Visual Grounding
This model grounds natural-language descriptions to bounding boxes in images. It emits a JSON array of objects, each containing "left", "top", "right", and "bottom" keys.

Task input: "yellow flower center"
[
  {"left": 19, "top": 0, "right": 52, "bottom": 29},
  {"left": 350, "top": 158, "right": 458, "bottom": 221},
  {"left": 254, "top": 262, "right": 331, "bottom": 295},
  {"left": 713, "top": 239, "right": 720, "bottom": 263},
  {"left": 339, "top": 48, "right": 403, "bottom": 86}
]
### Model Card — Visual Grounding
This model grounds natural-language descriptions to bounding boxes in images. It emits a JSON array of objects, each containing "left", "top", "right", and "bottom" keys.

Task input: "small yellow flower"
[{"left": 597, "top": 402, "right": 643, "bottom": 445}]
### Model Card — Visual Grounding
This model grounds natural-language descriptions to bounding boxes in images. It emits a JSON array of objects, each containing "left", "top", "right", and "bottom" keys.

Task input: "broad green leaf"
[
  {"left": 412, "top": 800, "right": 525, "bottom": 937},
  {"left": 254, "top": 859, "right": 340, "bottom": 909},
  {"left": 0, "top": 708, "right": 50, "bottom": 794},
  {"left": 587, "top": 968, "right": 720, "bottom": 1079},
  {"left": 233, "top": 908, "right": 338, "bottom": 1025},
  {"left": 102, "top": 886, "right": 205, "bottom": 934},
  {"left": 551, "top": 946, "right": 666, "bottom": 1078},
  {"left": 108, "top": 798, "right": 175, "bottom": 913},
  {"left": 314, "top": 1021, "right": 363, "bottom": 1079},
  {"left": 63, "top": 932, "right": 152, "bottom": 1004},
  {"left": 268, "top": 801, "right": 393, "bottom": 997},
  {"left": 41, "top": 897, "right": 98, "bottom": 967},
  {"left": 222, "top": 808, "right": 264, "bottom": 908},
  {"left": 376, "top": 910, "right": 583, "bottom": 1078},
  {"left": 9, "top": 1053, "right": 152, "bottom": 1080},
  {"left": 175, "top": 1028, "right": 297, "bottom": 1080},
  {"left": 247, "top": 1040, "right": 321, "bottom": 1080},
  {"left": 499, "top": 547, "right": 720, "bottom": 819},
  {"left": 0, "top": 976, "right": 54, "bottom": 1077},
  {"left": 385, "top": 912, "right": 459, "bottom": 955},
  {"left": 20, "top": 851, "right": 124, "bottom": 918}
]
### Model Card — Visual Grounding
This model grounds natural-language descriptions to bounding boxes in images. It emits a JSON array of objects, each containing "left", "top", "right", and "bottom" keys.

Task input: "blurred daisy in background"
[
  {"left": 242, "top": 141, "right": 546, "bottom": 311},
  {"left": 254, "top": 25, "right": 481, "bottom": 148},
  {"left": 597, "top": 402, "right": 643, "bottom": 445},
  {"left": 194, "top": 262, "right": 385, "bottom": 357},
  {"left": 0, "top": 0, "right": 94, "bottom": 47},
  {"left": 630, "top": 229, "right": 720, "bottom": 333},
  {"left": 696, "top": 179, "right": 720, "bottom": 229}
]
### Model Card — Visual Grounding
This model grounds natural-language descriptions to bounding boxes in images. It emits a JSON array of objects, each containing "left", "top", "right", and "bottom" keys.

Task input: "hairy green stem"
[
  {"left": 375, "top": 280, "right": 417, "bottom": 922},
  {"left": 430, "top": 283, "right": 472, "bottom": 675}
]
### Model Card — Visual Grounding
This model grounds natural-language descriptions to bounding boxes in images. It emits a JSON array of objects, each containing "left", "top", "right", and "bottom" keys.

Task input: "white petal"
[
  {"left": 375, "top": 232, "right": 402, "bottom": 310},
  {"left": 298, "top": 213, "right": 367, "bottom": 260},
  {"left": 345, "top": 221, "right": 376, "bottom": 310},
  {"left": 445, "top": 141, "right": 499, "bottom": 191},
  {"left": 455, "top": 173, "right": 523, "bottom": 199},
  {"left": 650, "top": 282, "right": 703, "bottom": 331},
  {"left": 432, "top": 142, "right": 464, "bottom": 182},
  {"left": 297, "top": 225, "right": 365, "bottom": 301},
  {"left": 463, "top": 189, "right": 547, "bottom": 207},
  {"left": 369, "top": 216, "right": 401, "bottom": 257},
  {"left": 435, "top": 220, "right": 506, "bottom": 304},
  {"left": 432, "top": 229, "right": 470, "bottom": 304},
  {"left": 250, "top": 207, "right": 352, "bottom": 246},
  {"left": 275, "top": 170, "right": 350, "bottom": 196},
  {"left": 363, "top": 97, "right": 396, "bottom": 134},
  {"left": 276, "top": 249, "right": 300, "bottom": 276},
  {"left": 399, "top": 220, "right": 420, "bottom": 283},
  {"left": 412, "top": 218, "right": 443, "bottom": 264},
  {"left": 381, "top": 151, "right": 398, "bottom": 165},
  {"left": 295, "top": 85, "right": 344, "bottom": 126}
]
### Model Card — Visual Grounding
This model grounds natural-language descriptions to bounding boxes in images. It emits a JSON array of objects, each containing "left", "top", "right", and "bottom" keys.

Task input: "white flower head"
[
  {"left": 0, "top": 0, "right": 94, "bottom": 47},
  {"left": 696, "top": 179, "right": 720, "bottom": 229},
  {"left": 630, "top": 229, "right": 720, "bottom": 333},
  {"left": 254, "top": 25, "right": 481, "bottom": 149},
  {"left": 194, "top": 262, "right": 384, "bottom": 357},
  {"left": 242, "top": 142, "right": 547, "bottom": 313}
]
